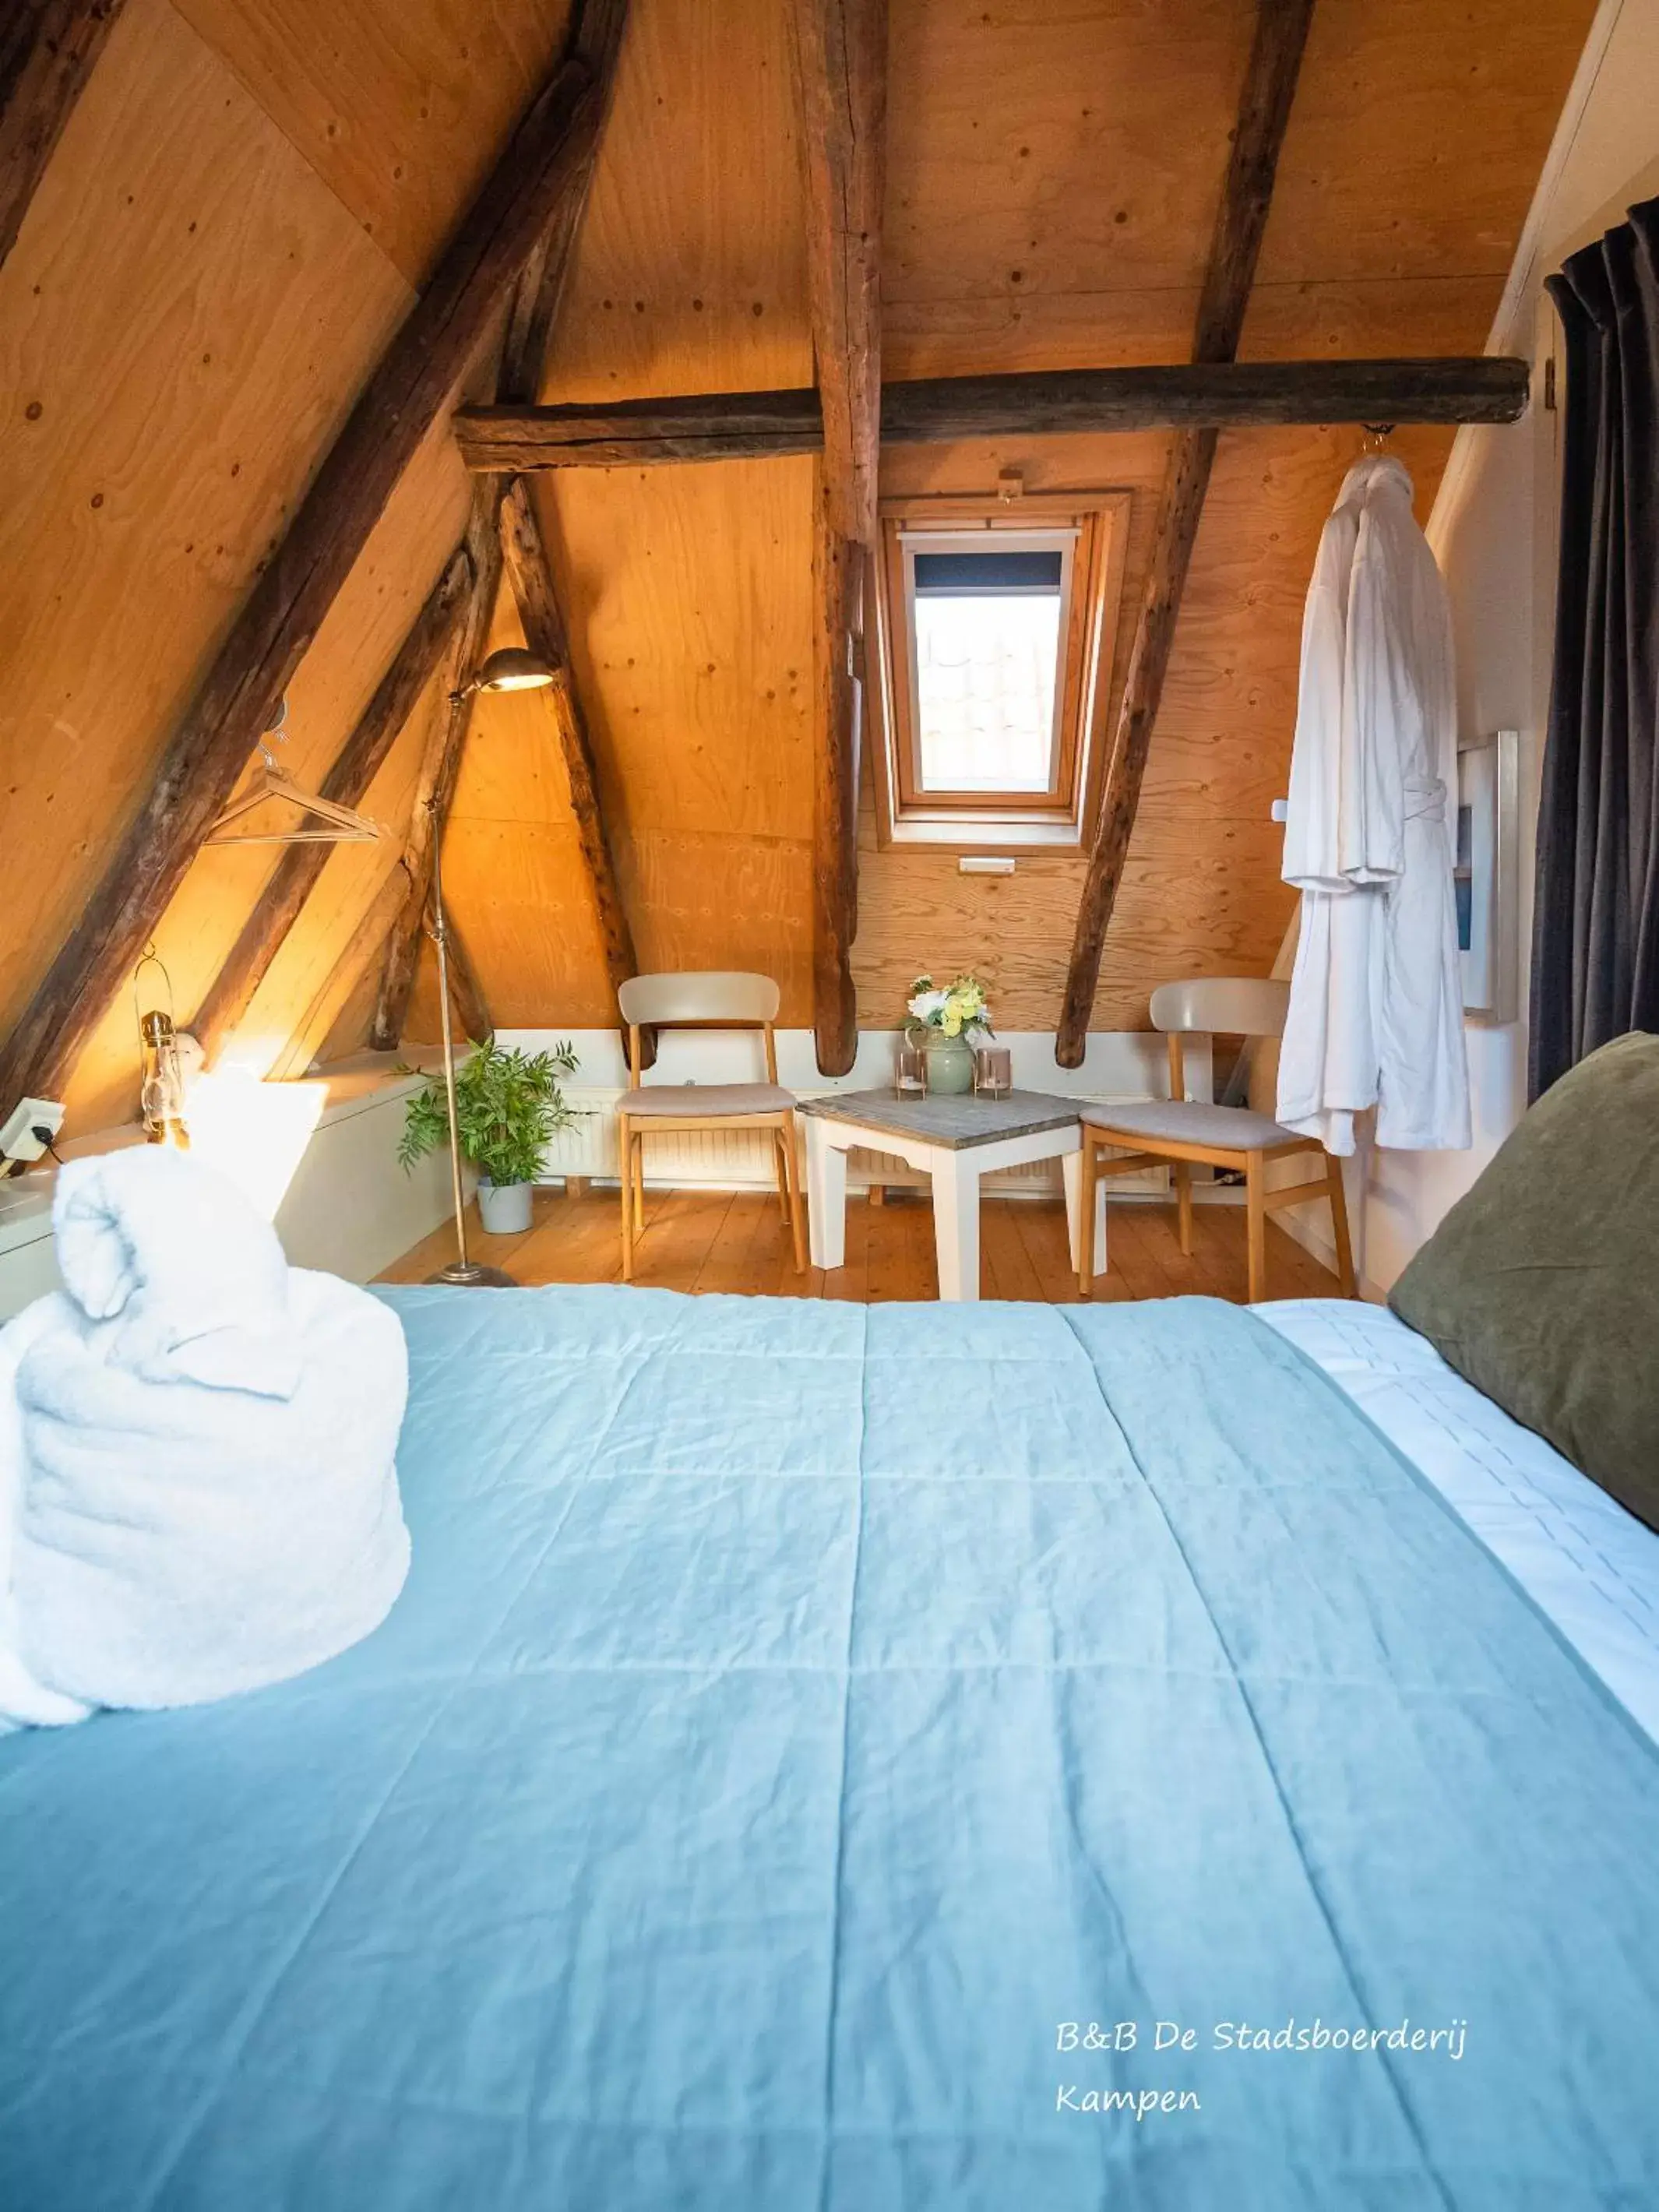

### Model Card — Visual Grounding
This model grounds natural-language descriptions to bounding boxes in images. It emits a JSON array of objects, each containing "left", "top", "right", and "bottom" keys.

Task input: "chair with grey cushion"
[
  {"left": 1077, "top": 977, "right": 1355, "bottom": 1304},
  {"left": 616, "top": 972, "right": 805, "bottom": 1282}
]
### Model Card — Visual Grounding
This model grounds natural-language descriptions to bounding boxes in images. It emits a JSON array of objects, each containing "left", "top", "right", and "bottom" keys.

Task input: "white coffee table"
[{"left": 798, "top": 1088, "right": 1107, "bottom": 1301}]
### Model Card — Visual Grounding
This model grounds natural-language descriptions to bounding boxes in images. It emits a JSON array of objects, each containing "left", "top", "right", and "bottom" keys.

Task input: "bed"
[{"left": 2, "top": 1284, "right": 1657, "bottom": 2210}]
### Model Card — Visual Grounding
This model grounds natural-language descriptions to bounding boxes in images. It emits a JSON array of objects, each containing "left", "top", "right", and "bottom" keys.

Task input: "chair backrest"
[
  {"left": 618, "top": 971, "right": 781, "bottom": 1027},
  {"left": 1149, "top": 977, "right": 1291, "bottom": 1041}
]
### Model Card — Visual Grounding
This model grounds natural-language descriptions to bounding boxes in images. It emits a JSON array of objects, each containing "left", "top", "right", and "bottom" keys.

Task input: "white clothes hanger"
[{"left": 207, "top": 698, "right": 383, "bottom": 847}]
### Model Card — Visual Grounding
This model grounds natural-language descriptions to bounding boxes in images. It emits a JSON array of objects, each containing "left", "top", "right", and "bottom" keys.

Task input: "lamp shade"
[{"left": 474, "top": 646, "right": 558, "bottom": 693}]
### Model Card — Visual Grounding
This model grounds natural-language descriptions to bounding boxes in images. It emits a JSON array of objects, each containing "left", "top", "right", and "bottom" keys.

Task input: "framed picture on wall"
[{"left": 1454, "top": 728, "right": 1520, "bottom": 1023}]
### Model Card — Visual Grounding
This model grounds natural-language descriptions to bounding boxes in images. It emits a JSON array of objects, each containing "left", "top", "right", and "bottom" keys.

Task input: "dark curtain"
[{"left": 1531, "top": 195, "right": 1659, "bottom": 1099}]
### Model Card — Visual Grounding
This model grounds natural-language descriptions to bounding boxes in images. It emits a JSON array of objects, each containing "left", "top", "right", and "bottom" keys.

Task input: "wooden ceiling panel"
[
  {"left": 171, "top": 0, "right": 575, "bottom": 284},
  {"left": 886, "top": 271, "right": 1509, "bottom": 381},
  {"left": 546, "top": 0, "right": 810, "bottom": 400},
  {"left": 1256, "top": 0, "right": 1602, "bottom": 288},
  {"left": 4, "top": 0, "right": 1603, "bottom": 1105},
  {"left": 55, "top": 407, "right": 472, "bottom": 1125},
  {"left": 884, "top": 0, "right": 1250, "bottom": 312},
  {"left": 0, "top": 0, "right": 421, "bottom": 1088}
]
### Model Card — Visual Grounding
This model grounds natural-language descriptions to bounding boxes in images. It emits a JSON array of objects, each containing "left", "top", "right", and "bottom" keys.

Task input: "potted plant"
[
  {"left": 398, "top": 1037, "right": 580, "bottom": 1235},
  {"left": 904, "top": 974, "right": 994, "bottom": 1095}
]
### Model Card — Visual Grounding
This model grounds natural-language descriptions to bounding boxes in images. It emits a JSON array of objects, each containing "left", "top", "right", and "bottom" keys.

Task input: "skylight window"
[
  {"left": 911, "top": 547, "right": 1065, "bottom": 794},
  {"left": 870, "top": 494, "right": 1130, "bottom": 850}
]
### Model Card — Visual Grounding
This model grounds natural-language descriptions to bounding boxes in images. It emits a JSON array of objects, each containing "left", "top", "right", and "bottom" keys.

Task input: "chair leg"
[
  {"left": 1078, "top": 1136, "right": 1099, "bottom": 1298},
  {"left": 1174, "top": 1159, "right": 1193, "bottom": 1256},
  {"left": 784, "top": 1114, "right": 807, "bottom": 1273},
  {"left": 772, "top": 1129, "right": 792, "bottom": 1224},
  {"left": 1245, "top": 1152, "right": 1266, "bottom": 1305},
  {"left": 618, "top": 1115, "right": 634, "bottom": 1283},
  {"left": 632, "top": 1137, "right": 646, "bottom": 1233},
  {"left": 1325, "top": 1150, "right": 1357, "bottom": 1298}
]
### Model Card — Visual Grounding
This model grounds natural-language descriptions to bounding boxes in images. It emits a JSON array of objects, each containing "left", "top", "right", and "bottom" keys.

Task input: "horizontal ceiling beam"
[{"left": 454, "top": 356, "right": 1529, "bottom": 469}]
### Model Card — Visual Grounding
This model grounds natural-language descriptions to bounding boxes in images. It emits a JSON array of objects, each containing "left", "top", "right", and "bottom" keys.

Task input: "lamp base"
[{"left": 426, "top": 1260, "right": 516, "bottom": 1288}]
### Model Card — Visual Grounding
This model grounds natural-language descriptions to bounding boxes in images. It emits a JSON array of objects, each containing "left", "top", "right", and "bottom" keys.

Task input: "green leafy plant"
[{"left": 397, "top": 1037, "right": 581, "bottom": 1189}]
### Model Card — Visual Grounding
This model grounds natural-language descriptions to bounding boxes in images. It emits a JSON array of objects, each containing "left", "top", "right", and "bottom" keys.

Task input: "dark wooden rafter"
[
  {"left": 453, "top": 355, "right": 1527, "bottom": 470},
  {"left": 0, "top": 0, "right": 126, "bottom": 273},
  {"left": 0, "top": 0, "right": 631, "bottom": 1115},
  {"left": 496, "top": 476, "right": 650, "bottom": 1065},
  {"left": 439, "top": 908, "right": 493, "bottom": 1048},
  {"left": 790, "top": 0, "right": 887, "bottom": 1076},
  {"left": 187, "top": 544, "right": 474, "bottom": 1062},
  {"left": 1055, "top": 0, "right": 1316, "bottom": 1069},
  {"left": 369, "top": 477, "right": 508, "bottom": 1051},
  {"left": 363, "top": 0, "right": 636, "bottom": 1063}
]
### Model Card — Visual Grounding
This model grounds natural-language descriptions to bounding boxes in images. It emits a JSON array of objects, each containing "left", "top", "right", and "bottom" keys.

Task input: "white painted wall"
[{"left": 1361, "top": 0, "right": 1659, "bottom": 1290}]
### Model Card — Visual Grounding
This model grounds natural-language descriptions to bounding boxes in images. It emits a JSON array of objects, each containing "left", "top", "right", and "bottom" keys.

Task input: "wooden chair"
[
  {"left": 615, "top": 972, "right": 806, "bottom": 1283},
  {"left": 1077, "top": 977, "right": 1356, "bottom": 1304}
]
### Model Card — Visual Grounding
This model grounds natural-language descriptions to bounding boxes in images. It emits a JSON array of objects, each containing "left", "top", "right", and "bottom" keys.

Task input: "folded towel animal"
[{"left": 0, "top": 1148, "right": 410, "bottom": 1728}]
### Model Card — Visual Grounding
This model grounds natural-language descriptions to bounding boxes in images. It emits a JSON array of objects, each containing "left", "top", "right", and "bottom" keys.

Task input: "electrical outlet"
[{"left": 0, "top": 1097, "right": 65, "bottom": 1166}]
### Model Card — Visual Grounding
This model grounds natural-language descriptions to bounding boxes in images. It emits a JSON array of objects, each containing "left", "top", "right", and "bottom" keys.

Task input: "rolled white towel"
[
  {"left": 0, "top": 1298, "right": 93, "bottom": 1732},
  {"left": 0, "top": 1148, "right": 410, "bottom": 1726},
  {"left": 53, "top": 1147, "right": 301, "bottom": 1397}
]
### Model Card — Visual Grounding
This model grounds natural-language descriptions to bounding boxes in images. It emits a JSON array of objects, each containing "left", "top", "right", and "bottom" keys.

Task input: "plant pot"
[
  {"left": 477, "top": 1179, "right": 534, "bottom": 1235},
  {"left": 919, "top": 1032, "right": 975, "bottom": 1095}
]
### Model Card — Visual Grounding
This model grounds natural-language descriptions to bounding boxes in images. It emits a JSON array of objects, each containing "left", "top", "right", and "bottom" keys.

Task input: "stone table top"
[{"left": 797, "top": 1087, "right": 1083, "bottom": 1151}]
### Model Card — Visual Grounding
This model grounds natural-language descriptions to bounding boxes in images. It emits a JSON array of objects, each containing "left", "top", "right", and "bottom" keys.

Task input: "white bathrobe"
[{"left": 1277, "top": 455, "right": 1471, "bottom": 1156}]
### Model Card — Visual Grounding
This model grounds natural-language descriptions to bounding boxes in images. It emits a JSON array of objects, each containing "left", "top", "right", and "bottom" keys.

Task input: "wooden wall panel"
[
  {"left": 851, "top": 414, "right": 1464, "bottom": 1034},
  {"left": 428, "top": 455, "right": 819, "bottom": 1032},
  {"left": 171, "top": 0, "right": 575, "bottom": 284}
]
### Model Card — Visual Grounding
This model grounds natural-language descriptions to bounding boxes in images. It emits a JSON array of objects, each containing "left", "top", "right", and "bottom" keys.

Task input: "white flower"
[{"left": 907, "top": 988, "right": 948, "bottom": 1023}]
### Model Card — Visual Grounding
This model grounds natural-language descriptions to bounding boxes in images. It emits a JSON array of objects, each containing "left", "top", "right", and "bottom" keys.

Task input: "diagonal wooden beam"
[
  {"left": 440, "top": 910, "right": 493, "bottom": 1048},
  {"left": 497, "top": 0, "right": 632, "bottom": 410},
  {"left": 497, "top": 476, "right": 650, "bottom": 1065},
  {"left": 453, "top": 357, "right": 1528, "bottom": 469},
  {"left": 188, "top": 544, "right": 474, "bottom": 1063},
  {"left": 0, "top": 0, "right": 126, "bottom": 273},
  {"left": 0, "top": 0, "right": 632, "bottom": 1116},
  {"left": 1055, "top": 0, "right": 1316, "bottom": 1069},
  {"left": 790, "top": 0, "right": 887, "bottom": 1076},
  {"left": 369, "top": 478, "right": 508, "bottom": 1051},
  {"left": 365, "top": 0, "right": 633, "bottom": 1062}
]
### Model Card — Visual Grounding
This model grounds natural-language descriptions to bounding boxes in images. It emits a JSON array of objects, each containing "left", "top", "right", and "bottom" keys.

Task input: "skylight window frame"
[
  {"left": 868, "top": 490, "right": 1132, "bottom": 853},
  {"left": 896, "top": 524, "right": 1080, "bottom": 810}
]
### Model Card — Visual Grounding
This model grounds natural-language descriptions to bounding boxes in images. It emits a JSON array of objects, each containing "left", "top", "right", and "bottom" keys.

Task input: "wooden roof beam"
[
  {"left": 453, "top": 356, "right": 1525, "bottom": 469},
  {"left": 366, "top": 0, "right": 636, "bottom": 1066},
  {"left": 369, "top": 477, "right": 509, "bottom": 1052},
  {"left": 0, "top": 0, "right": 631, "bottom": 1115},
  {"left": 1, "top": 0, "right": 126, "bottom": 274},
  {"left": 187, "top": 544, "right": 475, "bottom": 1064},
  {"left": 497, "top": 477, "right": 646, "bottom": 1065},
  {"left": 790, "top": 0, "right": 887, "bottom": 1077},
  {"left": 1055, "top": 0, "right": 1316, "bottom": 1069}
]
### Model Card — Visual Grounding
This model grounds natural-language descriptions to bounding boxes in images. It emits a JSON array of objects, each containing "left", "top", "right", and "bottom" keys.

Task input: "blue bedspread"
[{"left": 2, "top": 1289, "right": 1656, "bottom": 2210}]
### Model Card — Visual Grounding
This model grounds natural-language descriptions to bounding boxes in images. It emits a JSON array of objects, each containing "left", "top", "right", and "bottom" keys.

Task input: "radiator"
[{"left": 537, "top": 1093, "right": 1170, "bottom": 1199}]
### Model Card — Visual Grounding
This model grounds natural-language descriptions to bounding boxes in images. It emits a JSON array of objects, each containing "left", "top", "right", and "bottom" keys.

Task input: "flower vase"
[{"left": 918, "top": 1030, "right": 974, "bottom": 1096}]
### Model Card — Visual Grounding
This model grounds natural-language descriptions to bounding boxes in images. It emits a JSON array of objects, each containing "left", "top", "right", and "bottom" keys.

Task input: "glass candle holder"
[
  {"left": 895, "top": 1043, "right": 928, "bottom": 1099},
  {"left": 973, "top": 1044, "right": 1013, "bottom": 1099}
]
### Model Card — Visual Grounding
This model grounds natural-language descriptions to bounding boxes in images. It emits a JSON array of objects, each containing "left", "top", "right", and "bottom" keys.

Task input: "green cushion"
[{"left": 1389, "top": 1030, "right": 1659, "bottom": 1530}]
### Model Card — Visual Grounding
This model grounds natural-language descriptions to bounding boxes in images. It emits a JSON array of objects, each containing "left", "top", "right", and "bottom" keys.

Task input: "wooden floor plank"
[{"left": 376, "top": 1189, "right": 1344, "bottom": 1307}]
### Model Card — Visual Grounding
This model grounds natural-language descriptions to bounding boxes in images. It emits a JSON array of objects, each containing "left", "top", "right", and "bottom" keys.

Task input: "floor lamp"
[{"left": 425, "top": 646, "right": 559, "bottom": 1288}]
